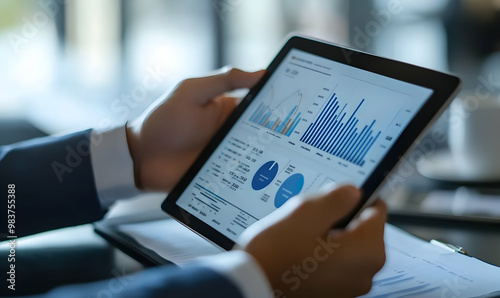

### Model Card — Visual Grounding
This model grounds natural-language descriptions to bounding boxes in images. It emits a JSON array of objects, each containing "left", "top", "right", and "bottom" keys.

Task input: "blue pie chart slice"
[
  {"left": 252, "top": 161, "right": 279, "bottom": 190},
  {"left": 274, "top": 173, "right": 304, "bottom": 208}
]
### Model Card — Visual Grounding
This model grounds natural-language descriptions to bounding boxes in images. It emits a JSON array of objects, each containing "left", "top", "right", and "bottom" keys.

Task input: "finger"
[
  {"left": 349, "top": 199, "right": 387, "bottom": 235},
  {"left": 186, "top": 68, "right": 265, "bottom": 104},
  {"left": 214, "top": 96, "right": 239, "bottom": 126},
  {"left": 290, "top": 185, "right": 362, "bottom": 234},
  {"left": 359, "top": 200, "right": 387, "bottom": 222}
]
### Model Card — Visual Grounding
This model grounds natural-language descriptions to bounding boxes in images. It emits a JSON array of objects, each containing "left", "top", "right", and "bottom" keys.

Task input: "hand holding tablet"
[
  {"left": 238, "top": 185, "right": 387, "bottom": 297},
  {"left": 126, "top": 69, "right": 264, "bottom": 191},
  {"left": 161, "top": 36, "right": 461, "bottom": 250}
]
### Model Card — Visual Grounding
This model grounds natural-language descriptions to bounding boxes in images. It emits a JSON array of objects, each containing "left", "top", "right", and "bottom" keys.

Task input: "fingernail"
[
  {"left": 299, "top": 182, "right": 338, "bottom": 201},
  {"left": 319, "top": 182, "right": 338, "bottom": 194}
]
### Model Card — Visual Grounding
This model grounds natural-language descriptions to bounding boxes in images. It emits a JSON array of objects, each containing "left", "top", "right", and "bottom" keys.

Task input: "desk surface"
[{"left": 1, "top": 192, "right": 499, "bottom": 296}]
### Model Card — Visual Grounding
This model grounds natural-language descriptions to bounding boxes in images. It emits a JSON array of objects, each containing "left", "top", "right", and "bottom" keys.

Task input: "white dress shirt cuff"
[
  {"left": 90, "top": 126, "right": 144, "bottom": 209},
  {"left": 195, "top": 250, "right": 273, "bottom": 298}
]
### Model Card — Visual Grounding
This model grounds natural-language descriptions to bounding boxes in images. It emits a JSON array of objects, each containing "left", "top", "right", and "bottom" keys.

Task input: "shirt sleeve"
[
  {"left": 193, "top": 250, "right": 273, "bottom": 298},
  {"left": 90, "top": 126, "right": 144, "bottom": 209}
]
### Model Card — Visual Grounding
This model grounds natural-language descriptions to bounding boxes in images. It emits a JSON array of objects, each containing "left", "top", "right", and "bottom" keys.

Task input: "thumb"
[
  {"left": 187, "top": 68, "right": 265, "bottom": 104},
  {"left": 237, "top": 185, "right": 361, "bottom": 248},
  {"left": 214, "top": 96, "right": 239, "bottom": 126},
  {"left": 289, "top": 185, "right": 361, "bottom": 234}
]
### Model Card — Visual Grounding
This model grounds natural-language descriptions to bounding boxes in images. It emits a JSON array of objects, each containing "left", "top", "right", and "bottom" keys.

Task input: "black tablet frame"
[{"left": 161, "top": 36, "right": 461, "bottom": 250}]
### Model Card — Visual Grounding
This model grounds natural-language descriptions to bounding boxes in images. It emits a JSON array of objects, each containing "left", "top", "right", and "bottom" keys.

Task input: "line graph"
[{"left": 249, "top": 85, "right": 303, "bottom": 136}]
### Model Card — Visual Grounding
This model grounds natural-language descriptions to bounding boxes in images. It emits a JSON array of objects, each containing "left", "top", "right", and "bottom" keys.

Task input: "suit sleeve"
[
  {"left": 35, "top": 265, "right": 244, "bottom": 298},
  {"left": 0, "top": 130, "right": 107, "bottom": 238}
]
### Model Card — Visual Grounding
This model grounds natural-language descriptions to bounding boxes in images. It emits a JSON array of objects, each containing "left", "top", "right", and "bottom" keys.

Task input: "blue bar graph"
[{"left": 300, "top": 93, "right": 380, "bottom": 166}]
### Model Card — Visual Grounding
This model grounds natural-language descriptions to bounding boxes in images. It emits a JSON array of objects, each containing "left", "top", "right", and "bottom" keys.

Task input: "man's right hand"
[{"left": 238, "top": 185, "right": 387, "bottom": 298}]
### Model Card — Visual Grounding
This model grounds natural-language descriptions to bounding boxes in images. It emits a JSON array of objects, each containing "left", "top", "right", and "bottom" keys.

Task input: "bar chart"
[
  {"left": 248, "top": 89, "right": 303, "bottom": 137},
  {"left": 300, "top": 93, "right": 381, "bottom": 166}
]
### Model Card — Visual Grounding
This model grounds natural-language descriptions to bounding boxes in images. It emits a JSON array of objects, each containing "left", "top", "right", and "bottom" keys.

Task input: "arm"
[
  {"left": 39, "top": 257, "right": 246, "bottom": 298},
  {"left": 1, "top": 69, "right": 270, "bottom": 298},
  {"left": 0, "top": 130, "right": 106, "bottom": 237},
  {"left": 4, "top": 69, "right": 386, "bottom": 297},
  {"left": 0, "top": 68, "right": 264, "bottom": 238}
]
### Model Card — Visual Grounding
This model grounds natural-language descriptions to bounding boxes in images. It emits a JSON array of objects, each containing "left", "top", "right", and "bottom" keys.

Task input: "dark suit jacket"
[{"left": 0, "top": 130, "right": 243, "bottom": 297}]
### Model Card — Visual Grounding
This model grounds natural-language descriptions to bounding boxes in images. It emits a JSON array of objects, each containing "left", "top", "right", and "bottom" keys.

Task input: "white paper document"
[
  {"left": 119, "top": 219, "right": 500, "bottom": 297},
  {"left": 361, "top": 225, "right": 500, "bottom": 298}
]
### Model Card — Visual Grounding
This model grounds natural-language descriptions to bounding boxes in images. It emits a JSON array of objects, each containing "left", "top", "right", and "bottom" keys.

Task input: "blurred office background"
[{"left": 0, "top": 0, "right": 499, "bottom": 135}]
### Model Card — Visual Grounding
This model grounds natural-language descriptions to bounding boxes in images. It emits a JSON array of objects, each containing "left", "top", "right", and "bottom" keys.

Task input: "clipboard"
[
  {"left": 93, "top": 209, "right": 173, "bottom": 267},
  {"left": 94, "top": 208, "right": 224, "bottom": 267},
  {"left": 429, "top": 239, "right": 469, "bottom": 256}
]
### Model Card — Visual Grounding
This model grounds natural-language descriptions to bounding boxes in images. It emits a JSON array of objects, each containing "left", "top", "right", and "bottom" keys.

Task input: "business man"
[{"left": 0, "top": 69, "right": 386, "bottom": 298}]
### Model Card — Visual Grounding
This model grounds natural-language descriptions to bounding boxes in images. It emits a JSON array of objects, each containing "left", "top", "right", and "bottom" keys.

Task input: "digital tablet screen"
[{"left": 175, "top": 48, "right": 434, "bottom": 241}]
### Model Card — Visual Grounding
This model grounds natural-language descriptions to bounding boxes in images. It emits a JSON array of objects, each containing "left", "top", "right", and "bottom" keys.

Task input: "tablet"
[{"left": 161, "top": 36, "right": 461, "bottom": 250}]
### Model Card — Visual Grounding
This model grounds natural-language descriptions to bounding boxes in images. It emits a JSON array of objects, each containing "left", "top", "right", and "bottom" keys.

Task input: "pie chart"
[
  {"left": 252, "top": 161, "right": 279, "bottom": 190},
  {"left": 274, "top": 173, "right": 304, "bottom": 208}
]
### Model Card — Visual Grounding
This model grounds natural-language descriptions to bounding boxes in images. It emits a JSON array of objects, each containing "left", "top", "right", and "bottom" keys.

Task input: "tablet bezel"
[{"left": 161, "top": 36, "right": 461, "bottom": 250}]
